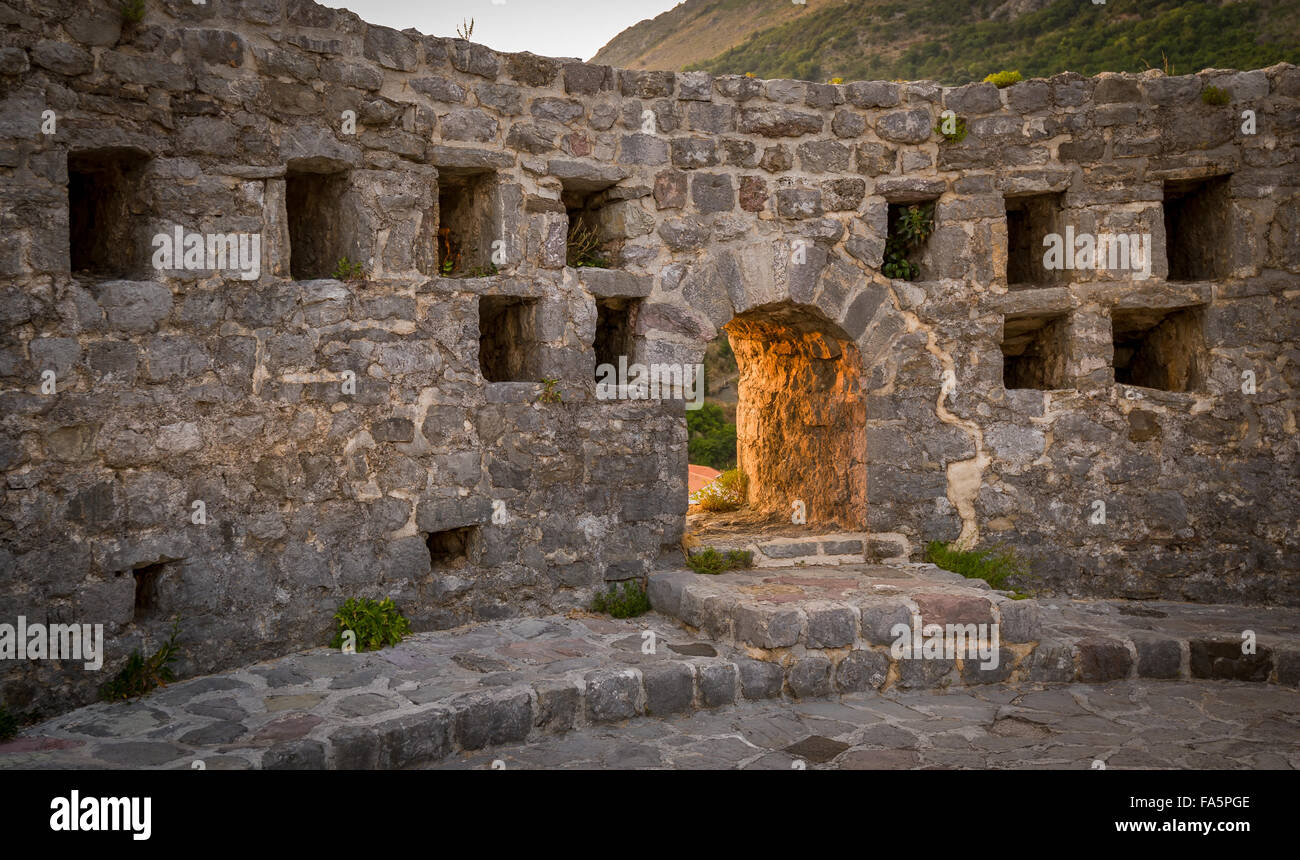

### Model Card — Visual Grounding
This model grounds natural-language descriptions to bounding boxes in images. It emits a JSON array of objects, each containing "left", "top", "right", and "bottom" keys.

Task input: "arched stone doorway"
[{"left": 726, "top": 301, "right": 867, "bottom": 530}]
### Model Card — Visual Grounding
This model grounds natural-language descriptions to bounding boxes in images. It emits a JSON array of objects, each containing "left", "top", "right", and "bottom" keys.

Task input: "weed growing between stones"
[
  {"left": 539, "top": 377, "right": 563, "bottom": 403},
  {"left": 0, "top": 704, "right": 16, "bottom": 742},
  {"left": 934, "top": 114, "right": 968, "bottom": 143},
  {"left": 926, "top": 541, "right": 1034, "bottom": 597},
  {"left": 984, "top": 70, "right": 1022, "bottom": 88},
  {"left": 589, "top": 581, "right": 651, "bottom": 618},
  {"left": 1201, "top": 85, "right": 1230, "bottom": 105},
  {"left": 333, "top": 256, "right": 365, "bottom": 283},
  {"left": 686, "top": 547, "right": 755, "bottom": 575},
  {"left": 330, "top": 597, "right": 411, "bottom": 652},
  {"left": 99, "top": 616, "right": 182, "bottom": 702}
]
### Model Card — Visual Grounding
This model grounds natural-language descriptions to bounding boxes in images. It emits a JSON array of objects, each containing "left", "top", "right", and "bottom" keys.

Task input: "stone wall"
[{"left": 0, "top": 0, "right": 1297, "bottom": 716}]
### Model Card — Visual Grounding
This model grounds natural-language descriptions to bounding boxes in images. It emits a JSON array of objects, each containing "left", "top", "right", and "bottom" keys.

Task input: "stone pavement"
[
  {"left": 2, "top": 598, "right": 1298, "bottom": 770},
  {"left": 430, "top": 680, "right": 1300, "bottom": 770}
]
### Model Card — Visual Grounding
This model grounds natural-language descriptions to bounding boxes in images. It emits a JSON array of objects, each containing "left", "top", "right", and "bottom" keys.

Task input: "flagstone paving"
[
  {"left": 2, "top": 595, "right": 1298, "bottom": 770},
  {"left": 429, "top": 680, "right": 1300, "bottom": 770}
]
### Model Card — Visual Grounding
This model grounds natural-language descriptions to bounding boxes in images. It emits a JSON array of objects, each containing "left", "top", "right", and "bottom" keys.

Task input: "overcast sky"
[{"left": 320, "top": 0, "right": 685, "bottom": 61}]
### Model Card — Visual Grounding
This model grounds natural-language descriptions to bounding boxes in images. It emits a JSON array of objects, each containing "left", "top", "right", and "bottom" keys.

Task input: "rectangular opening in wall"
[
  {"left": 1005, "top": 192, "right": 1063, "bottom": 288},
  {"left": 479, "top": 295, "right": 538, "bottom": 382},
  {"left": 128, "top": 561, "right": 176, "bottom": 622},
  {"left": 561, "top": 180, "right": 616, "bottom": 269},
  {"left": 286, "top": 162, "right": 352, "bottom": 280},
  {"left": 68, "top": 148, "right": 149, "bottom": 278},
  {"left": 1111, "top": 305, "right": 1207, "bottom": 392},
  {"left": 426, "top": 526, "right": 477, "bottom": 570},
  {"left": 437, "top": 169, "right": 498, "bottom": 277},
  {"left": 1002, "top": 312, "right": 1069, "bottom": 390},
  {"left": 884, "top": 199, "right": 937, "bottom": 281},
  {"left": 593, "top": 297, "right": 639, "bottom": 379},
  {"left": 1163, "top": 175, "right": 1231, "bottom": 281}
]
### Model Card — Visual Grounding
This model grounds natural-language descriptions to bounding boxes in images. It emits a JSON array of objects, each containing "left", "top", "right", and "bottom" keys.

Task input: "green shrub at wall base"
[
  {"left": 330, "top": 597, "right": 412, "bottom": 652},
  {"left": 589, "top": 581, "right": 651, "bottom": 618}
]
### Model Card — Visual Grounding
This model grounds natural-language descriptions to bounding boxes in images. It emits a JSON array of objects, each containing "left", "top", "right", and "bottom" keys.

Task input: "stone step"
[
  {"left": 689, "top": 533, "right": 868, "bottom": 568},
  {"left": 0, "top": 615, "right": 831, "bottom": 771}
]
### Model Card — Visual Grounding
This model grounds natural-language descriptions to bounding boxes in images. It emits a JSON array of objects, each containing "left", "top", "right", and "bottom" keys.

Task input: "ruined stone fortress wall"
[{"left": 0, "top": 0, "right": 1297, "bottom": 714}]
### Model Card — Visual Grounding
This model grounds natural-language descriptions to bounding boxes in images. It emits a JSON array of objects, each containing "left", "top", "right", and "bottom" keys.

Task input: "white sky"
[{"left": 320, "top": 0, "right": 686, "bottom": 61}]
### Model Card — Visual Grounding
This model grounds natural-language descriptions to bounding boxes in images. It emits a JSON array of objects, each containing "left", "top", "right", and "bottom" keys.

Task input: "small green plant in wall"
[
  {"left": 589, "top": 581, "right": 651, "bottom": 618},
  {"left": 1201, "top": 85, "right": 1230, "bottom": 106},
  {"left": 983, "top": 70, "right": 1022, "bottom": 88},
  {"left": 934, "top": 113, "right": 968, "bottom": 143},
  {"left": 883, "top": 202, "right": 935, "bottom": 281},
  {"left": 330, "top": 597, "right": 411, "bottom": 652},
  {"left": 333, "top": 256, "right": 365, "bottom": 283},
  {"left": 100, "top": 616, "right": 183, "bottom": 702},
  {"left": 539, "top": 377, "right": 562, "bottom": 403}
]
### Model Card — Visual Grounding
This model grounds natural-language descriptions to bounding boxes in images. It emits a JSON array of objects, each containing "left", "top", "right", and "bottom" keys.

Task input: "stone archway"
[{"left": 726, "top": 301, "right": 867, "bottom": 530}]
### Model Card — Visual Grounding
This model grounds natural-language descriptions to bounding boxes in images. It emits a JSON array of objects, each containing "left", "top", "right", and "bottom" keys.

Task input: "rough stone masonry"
[{"left": 0, "top": 0, "right": 1296, "bottom": 718}]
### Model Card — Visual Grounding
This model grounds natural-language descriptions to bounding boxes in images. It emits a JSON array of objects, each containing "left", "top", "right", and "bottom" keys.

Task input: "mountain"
[{"left": 593, "top": 0, "right": 1300, "bottom": 85}]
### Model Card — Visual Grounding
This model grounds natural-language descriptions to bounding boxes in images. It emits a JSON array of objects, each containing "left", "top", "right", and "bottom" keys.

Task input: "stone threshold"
[{"left": 689, "top": 532, "right": 868, "bottom": 567}]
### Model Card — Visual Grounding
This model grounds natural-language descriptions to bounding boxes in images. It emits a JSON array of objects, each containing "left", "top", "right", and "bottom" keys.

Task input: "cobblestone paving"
[{"left": 431, "top": 680, "right": 1300, "bottom": 770}]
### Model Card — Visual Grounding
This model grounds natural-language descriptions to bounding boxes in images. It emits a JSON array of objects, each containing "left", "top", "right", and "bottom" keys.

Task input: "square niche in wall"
[
  {"left": 437, "top": 169, "right": 499, "bottom": 277},
  {"left": 561, "top": 178, "right": 617, "bottom": 269},
  {"left": 1005, "top": 192, "right": 1064, "bottom": 288},
  {"left": 1002, "top": 312, "right": 1069, "bottom": 390},
  {"left": 593, "top": 297, "right": 639, "bottom": 378},
  {"left": 884, "top": 199, "right": 937, "bottom": 281},
  {"left": 1111, "top": 305, "right": 1207, "bottom": 392},
  {"left": 286, "top": 160, "right": 356, "bottom": 280},
  {"left": 479, "top": 295, "right": 539, "bottom": 382},
  {"left": 426, "top": 526, "right": 477, "bottom": 570},
  {"left": 1163, "top": 175, "right": 1232, "bottom": 282},
  {"left": 68, "top": 148, "right": 150, "bottom": 278}
]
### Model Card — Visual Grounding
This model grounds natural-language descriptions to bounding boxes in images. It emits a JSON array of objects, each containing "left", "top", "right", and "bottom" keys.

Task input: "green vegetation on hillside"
[
  {"left": 687, "top": 403, "right": 737, "bottom": 471},
  {"left": 686, "top": 0, "right": 1298, "bottom": 85}
]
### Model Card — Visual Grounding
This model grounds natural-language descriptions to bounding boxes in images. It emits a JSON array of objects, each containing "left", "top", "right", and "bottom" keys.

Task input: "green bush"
[
  {"left": 589, "top": 581, "right": 651, "bottom": 618},
  {"left": 687, "top": 547, "right": 755, "bottom": 575},
  {"left": 330, "top": 597, "right": 411, "bottom": 652},
  {"left": 686, "top": 402, "right": 737, "bottom": 471},
  {"left": 100, "top": 617, "right": 182, "bottom": 702},
  {"left": 0, "top": 705, "right": 16, "bottom": 742},
  {"left": 983, "top": 70, "right": 1022, "bottom": 88},
  {"left": 1201, "top": 85, "right": 1230, "bottom": 105},
  {"left": 925, "top": 540, "right": 1031, "bottom": 594}
]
